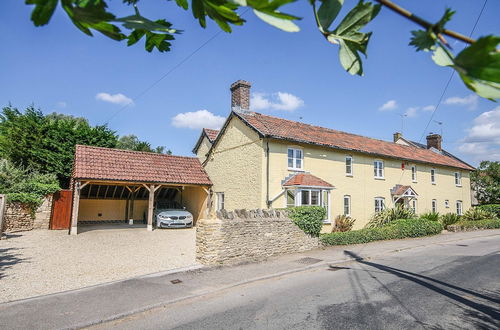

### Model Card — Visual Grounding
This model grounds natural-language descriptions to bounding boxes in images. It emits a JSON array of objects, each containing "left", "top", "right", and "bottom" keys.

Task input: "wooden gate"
[{"left": 50, "top": 190, "right": 73, "bottom": 230}]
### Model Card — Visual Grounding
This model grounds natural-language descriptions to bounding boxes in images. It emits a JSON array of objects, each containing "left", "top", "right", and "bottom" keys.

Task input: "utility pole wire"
[{"left": 417, "top": 0, "right": 488, "bottom": 143}]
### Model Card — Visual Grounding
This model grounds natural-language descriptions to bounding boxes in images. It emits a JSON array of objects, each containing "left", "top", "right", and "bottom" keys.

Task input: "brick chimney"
[
  {"left": 393, "top": 132, "right": 402, "bottom": 143},
  {"left": 230, "top": 80, "right": 251, "bottom": 112},
  {"left": 426, "top": 133, "right": 442, "bottom": 151}
]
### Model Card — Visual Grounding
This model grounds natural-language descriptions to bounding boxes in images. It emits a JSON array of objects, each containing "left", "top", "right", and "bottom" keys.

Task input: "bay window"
[{"left": 285, "top": 188, "right": 331, "bottom": 222}]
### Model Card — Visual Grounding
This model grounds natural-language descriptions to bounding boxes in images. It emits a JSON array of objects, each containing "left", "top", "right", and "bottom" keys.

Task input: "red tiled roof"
[
  {"left": 73, "top": 145, "right": 212, "bottom": 185},
  {"left": 390, "top": 185, "right": 417, "bottom": 196},
  {"left": 283, "top": 173, "right": 334, "bottom": 188},
  {"left": 204, "top": 128, "right": 219, "bottom": 142},
  {"left": 236, "top": 112, "right": 474, "bottom": 171}
]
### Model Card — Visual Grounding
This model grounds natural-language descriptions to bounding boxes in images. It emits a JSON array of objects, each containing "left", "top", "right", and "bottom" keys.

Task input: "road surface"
[{"left": 90, "top": 234, "right": 500, "bottom": 329}]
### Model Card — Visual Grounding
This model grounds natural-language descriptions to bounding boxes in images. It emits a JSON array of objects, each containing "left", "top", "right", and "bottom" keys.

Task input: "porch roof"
[{"left": 283, "top": 173, "right": 334, "bottom": 189}]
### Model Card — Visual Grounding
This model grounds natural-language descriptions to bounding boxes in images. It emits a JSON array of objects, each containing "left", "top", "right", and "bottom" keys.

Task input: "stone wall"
[
  {"left": 196, "top": 209, "right": 321, "bottom": 265},
  {"left": 2, "top": 195, "right": 53, "bottom": 232}
]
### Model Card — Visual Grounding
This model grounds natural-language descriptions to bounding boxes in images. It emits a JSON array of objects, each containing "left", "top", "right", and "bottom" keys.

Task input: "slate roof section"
[
  {"left": 235, "top": 112, "right": 474, "bottom": 171},
  {"left": 204, "top": 128, "right": 219, "bottom": 142},
  {"left": 73, "top": 145, "right": 212, "bottom": 185},
  {"left": 283, "top": 173, "right": 334, "bottom": 188}
]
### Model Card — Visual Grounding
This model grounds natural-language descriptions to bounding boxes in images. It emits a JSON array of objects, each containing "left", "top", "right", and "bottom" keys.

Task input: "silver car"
[{"left": 155, "top": 207, "right": 194, "bottom": 229}]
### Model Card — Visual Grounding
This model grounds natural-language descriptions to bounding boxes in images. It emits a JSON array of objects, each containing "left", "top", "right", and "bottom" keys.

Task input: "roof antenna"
[
  {"left": 433, "top": 120, "right": 443, "bottom": 138},
  {"left": 399, "top": 114, "right": 407, "bottom": 135}
]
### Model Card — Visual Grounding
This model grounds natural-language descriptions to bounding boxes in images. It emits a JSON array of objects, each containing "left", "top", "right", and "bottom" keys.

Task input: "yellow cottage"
[{"left": 193, "top": 81, "right": 474, "bottom": 230}]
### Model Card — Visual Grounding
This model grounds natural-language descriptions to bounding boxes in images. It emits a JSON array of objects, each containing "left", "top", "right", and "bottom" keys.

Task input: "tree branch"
[{"left": 374, "top": 0, "right": 476, "bottom": 44}]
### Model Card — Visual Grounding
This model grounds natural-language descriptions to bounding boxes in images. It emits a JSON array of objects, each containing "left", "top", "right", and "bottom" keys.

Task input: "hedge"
[
  {"left": 447, "top": 219, "right": 500, "bottom": 232},
  {"left": 320, "top": 218, "right": 443, "bottom": 246},
  {"left": 477, "top": 204, "right": 500, "bottom": 218},
  {"left": 288, "top": 206, "right": 326, "bottom": 237}
]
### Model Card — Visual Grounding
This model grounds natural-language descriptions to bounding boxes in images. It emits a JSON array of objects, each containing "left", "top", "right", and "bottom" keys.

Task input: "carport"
[{"left": 70, "top": 145, "right": 212, "bottom": 235}]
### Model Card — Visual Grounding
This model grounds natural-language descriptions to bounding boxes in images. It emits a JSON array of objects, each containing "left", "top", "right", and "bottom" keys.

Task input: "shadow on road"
[{"left": 343, "top": 250, "right": 500, "bottom": 329}]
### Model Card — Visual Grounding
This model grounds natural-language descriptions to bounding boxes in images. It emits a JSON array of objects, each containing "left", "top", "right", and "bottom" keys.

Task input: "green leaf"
[
  {"left": 116, "top": 14, "right": 177, "bottom": 33},
  {"left": 435, "top": 8, "right": 455, "bottom": 32},
  {"left": 253, "top": 9, "right": 300, "bottom": 32},
  {"left": 454, "top": 35, "right": 500, "bottom": 84},
  {"left": 459, "top": 73, "right": 500, "bottom": 100},
  {"left": 175, "top": 0, "right": 189, "bottom": 10},
  {"left": 333, "top": 0, "right": 380, "bottom": 37},
  {"left": 409, "top": 30, "right": 436, "bottom": 51},
  {"left": 338, "top": 39, "right": 362, "bottom": 75},
  {"left": 26, "top": 0, "right": 59, "bottom": 26},
  {"left": 317, "top": 0, "right": 343, "bottom": 31},
  {"left": 432, "top": 44, "right": 454, "bottom": 67}
]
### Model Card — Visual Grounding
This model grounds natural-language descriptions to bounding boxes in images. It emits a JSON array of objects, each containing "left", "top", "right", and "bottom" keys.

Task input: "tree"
[
  {"left": 25, "top": 0, "right": 499, "bottom": 99},
  {"left": 116, "top": 134, "right": 171, "bottom": 154},
  {"left": 471, "top": 161, "right": 500, "bottom": 205},
  {"left": 0, "top": 106, "right": 118, "bottom": 188}
]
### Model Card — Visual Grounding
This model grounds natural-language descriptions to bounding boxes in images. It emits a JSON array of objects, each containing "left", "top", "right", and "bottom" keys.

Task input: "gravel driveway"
[{"left": 0, "top": 225, "right": 196, "bottom": 303}]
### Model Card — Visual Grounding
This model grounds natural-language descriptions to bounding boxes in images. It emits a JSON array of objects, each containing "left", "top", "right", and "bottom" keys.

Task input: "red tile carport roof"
[
  {"left": 283, "top": 173, "right": 334, "bottom": 188},
  {"left": 73, "top": 145, "right": 212, "bottom": 185},
  {"left": 236, "top": 112, "right": 474, "bottom": 171}
]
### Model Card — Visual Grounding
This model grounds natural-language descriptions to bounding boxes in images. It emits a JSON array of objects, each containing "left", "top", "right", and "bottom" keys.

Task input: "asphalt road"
[{"left": 91, "top": 234, "right": 500, "bottom": 330}]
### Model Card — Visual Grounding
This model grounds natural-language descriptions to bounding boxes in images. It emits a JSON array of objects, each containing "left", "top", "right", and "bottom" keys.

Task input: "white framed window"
[
  {"left": 216, "top": 192, "right": 225, "bottom": 211},
  {"left": 431, "top": 169, "right": 436, "bottom": 184},
  {"left": 345, "top": 156, "right": 353, "bottom": 176},
  {"left": 287, "top": 188, "right": 330, "bottom": 222},
  {"left": 287, "top": 147, "right": 303, "bottom": 170},
  {"left": 300, "top": 189, "right": 320, "bottom": 206},
  {"left": 456, "top": 200, "right": 463, "bottom": 215},
  {"left": 374, "top": 197, "right": 385, "bottom": 213},
  {"left": 411, "top": 165, "right": 417, "bottom": 182},
  {"left": 321, "top": 190, "right": 331, "bottom": 223},
  {"left": 343, "top": 195, "right": 351, "bottom": 216},
  {"left": 455, "top": 172, "right": 462, "bottom": 186},
  {"left": 432, "top": 199, "right": 437, "bottom": 213},
  {"left": 374, "top": 160, "right": 384, "bottom": 179},
  {"left": 411, "top": 199, "right": 417, "bottom": 213},
  {"left": 444, "top": 200, "right": 449, "bottom": 208}
]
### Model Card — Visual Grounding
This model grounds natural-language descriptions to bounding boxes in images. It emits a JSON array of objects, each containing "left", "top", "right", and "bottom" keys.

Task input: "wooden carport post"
[
  {"left": 143, "top": 184, "right": 161, "bottom": 231},
  {"left": 70, "top": 181, "right": 88, "bottom": 235}
]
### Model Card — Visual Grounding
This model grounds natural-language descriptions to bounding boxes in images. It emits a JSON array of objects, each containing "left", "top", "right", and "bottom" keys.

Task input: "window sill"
[
  {"left": 431, "top": 182, "right": 436, "bottom": 185},
  {"left": 322, "top": 221, "right": 331, "bottom": 224},
  {"left": 456, "top": 185, "right": 462, "bottom": 187},
  {"left": 346, "top": 174, "right": 353, "bottom": 177},
  {"left": 412, "top": 180, "right": 418, "bottom": 183},
  {"left": 374, "top": 177, "right": 385, "bottom": 180},
  {"left": 288, "top": 168, "right": 304, "bottom": 172}
]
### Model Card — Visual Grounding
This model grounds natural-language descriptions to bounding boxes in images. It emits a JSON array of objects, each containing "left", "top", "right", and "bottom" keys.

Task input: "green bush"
[
  {"left": 448, "top": 219, "right": 500, "bottom": 231},
  {"left": 332, "top": 215, "right": 356, "bottom": 232},
  {"left": 321, "top": 218, "right": 443, "bottom": 245},
  {"left": 439, "top": 213, "right": 461, "bottom": 229},
  {"left": 289, "top": 206, "right": 326, "bottom": 237},
  {"left": 366, "top": 205, "right": 414, "bottom": 228},
  {"left": 462, "top": 207, "right": 498, "bottom": 221},
  {"left": 477, "top": 204, "right": 500, "bottom": 218},
  {"left": 420, "top": 212, "right": 440, "bottom": 222}
]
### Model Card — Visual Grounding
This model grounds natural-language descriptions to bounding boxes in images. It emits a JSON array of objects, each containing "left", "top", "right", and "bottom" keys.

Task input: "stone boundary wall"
[
  {"left": 2, "top": 195, "right": 53, "bottom": 233},
  {"left": 196, "top": 209, "right": 321, "bottom": 265}
]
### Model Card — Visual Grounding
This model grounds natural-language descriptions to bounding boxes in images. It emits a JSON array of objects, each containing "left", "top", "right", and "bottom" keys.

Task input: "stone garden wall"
[
  {"left": 196, "top": 209, "right": 321, "bottom": 265},
  {"left": 2, "top": 195, "right": 53, "bottom": 232}
]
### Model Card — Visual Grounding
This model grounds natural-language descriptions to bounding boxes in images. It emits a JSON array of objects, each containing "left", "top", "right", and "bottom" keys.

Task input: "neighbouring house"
[
  {"left": 69, "top": 145, "right": 211, "bottom": 234},
  {"left": 194, "top": 80, "right": 475, "bottom": 230}
]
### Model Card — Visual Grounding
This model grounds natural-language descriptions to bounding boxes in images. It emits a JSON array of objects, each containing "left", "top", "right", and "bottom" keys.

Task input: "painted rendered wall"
[
  {"left": 183, "top": 186, "right": 208, "bottom": 224},
  {"left": 196, "top": 136, "right": 212, "bottom": 162},
  {"left": 203, "top": 116, "right": 264, "bottom": 211},
  {"left": 79, "top": 199, "right": 148, "bottom": 221},
  {"left": 267, "top": 140, "right": 472, "bottom": 230}
]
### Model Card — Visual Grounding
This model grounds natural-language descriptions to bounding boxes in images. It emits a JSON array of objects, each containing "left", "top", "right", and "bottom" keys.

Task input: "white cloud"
[
  {"left": 96, "top": 92, "right": 134, "bottom": 106},
  {"left": 404, "top": 107, "right": 419, "bottom": 118},
  {"left": 56, "top": 101, "right": 67, "bottom": 108},
  {"left": 458, "top": 106, "right": 500, "bottom": 162},
  {"left": 422, "top": 105, "right": 435, "bottom": 112},
  {"left": 250, "top": 92, "right": 304, "bottom": 112},
  {"left": 171, "top": 110, "right": 225, "bottom": 130},
  {"left": 443, "top": 94, "right": 478, "bottom": 110},
  {"left": 378, "top": 100, "right": 398, "bottom": 111}
]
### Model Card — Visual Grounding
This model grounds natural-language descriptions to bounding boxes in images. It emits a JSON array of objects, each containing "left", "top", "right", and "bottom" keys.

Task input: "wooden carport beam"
[
  {"left": 143, "top": 184, "right": 161, "bottom": 231},
  {"left": 70, "top": 180, "right": 89, "bottom": 235}
]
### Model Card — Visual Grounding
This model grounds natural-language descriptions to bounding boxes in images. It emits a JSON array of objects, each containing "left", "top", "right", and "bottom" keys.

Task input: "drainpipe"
[{"left": 266, "top": 139, "right": 270, "bottom": 208}]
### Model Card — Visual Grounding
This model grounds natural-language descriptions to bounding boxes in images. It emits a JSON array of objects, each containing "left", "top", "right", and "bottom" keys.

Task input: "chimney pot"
[
  {"left": 230, "top": 80, "right": 251, "bottom": 112},
  {"left": 393, "top": 132, "right": 402, "bottom": 143},
  {"left": 426, "top": 133, "right": 442, "bottom": 151}
]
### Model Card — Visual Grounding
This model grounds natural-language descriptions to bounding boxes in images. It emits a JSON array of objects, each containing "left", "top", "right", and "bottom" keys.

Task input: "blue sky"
[{"left": 1, "top": 0, "right": 499, "bottom": 165}]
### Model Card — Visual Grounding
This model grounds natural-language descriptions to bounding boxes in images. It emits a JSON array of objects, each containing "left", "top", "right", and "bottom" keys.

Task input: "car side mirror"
[{"left": 183, "top": 206, "right": 186, "bottom": 210}]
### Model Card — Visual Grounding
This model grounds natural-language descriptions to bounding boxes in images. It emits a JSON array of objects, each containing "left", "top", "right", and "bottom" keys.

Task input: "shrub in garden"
[
  {"left": 320, "top": 218, "right": 442, "bottom": 246},
  {"left": 477, "top": 204, "right": 500, "bottom": 218},
  {"left": 461, "top": 207, "right": 498, "bottom": 222},
  {"left": 288, "top": 206, "right": 326, "bottom": 237},
  {"left": 366, "top": 205, "right": 414, "bottom": 228},
  {"left": 332, "top": 215, "right": 356, "bottom": 232},
  {"left": 448, "top": 219, "right": 500, "bottom": 231},
  {"left": 419, "top": 212, "right": 439, "bottom": 222},
  {"left": 439, "top": 213, "right": 461, "bottom": 229}
]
